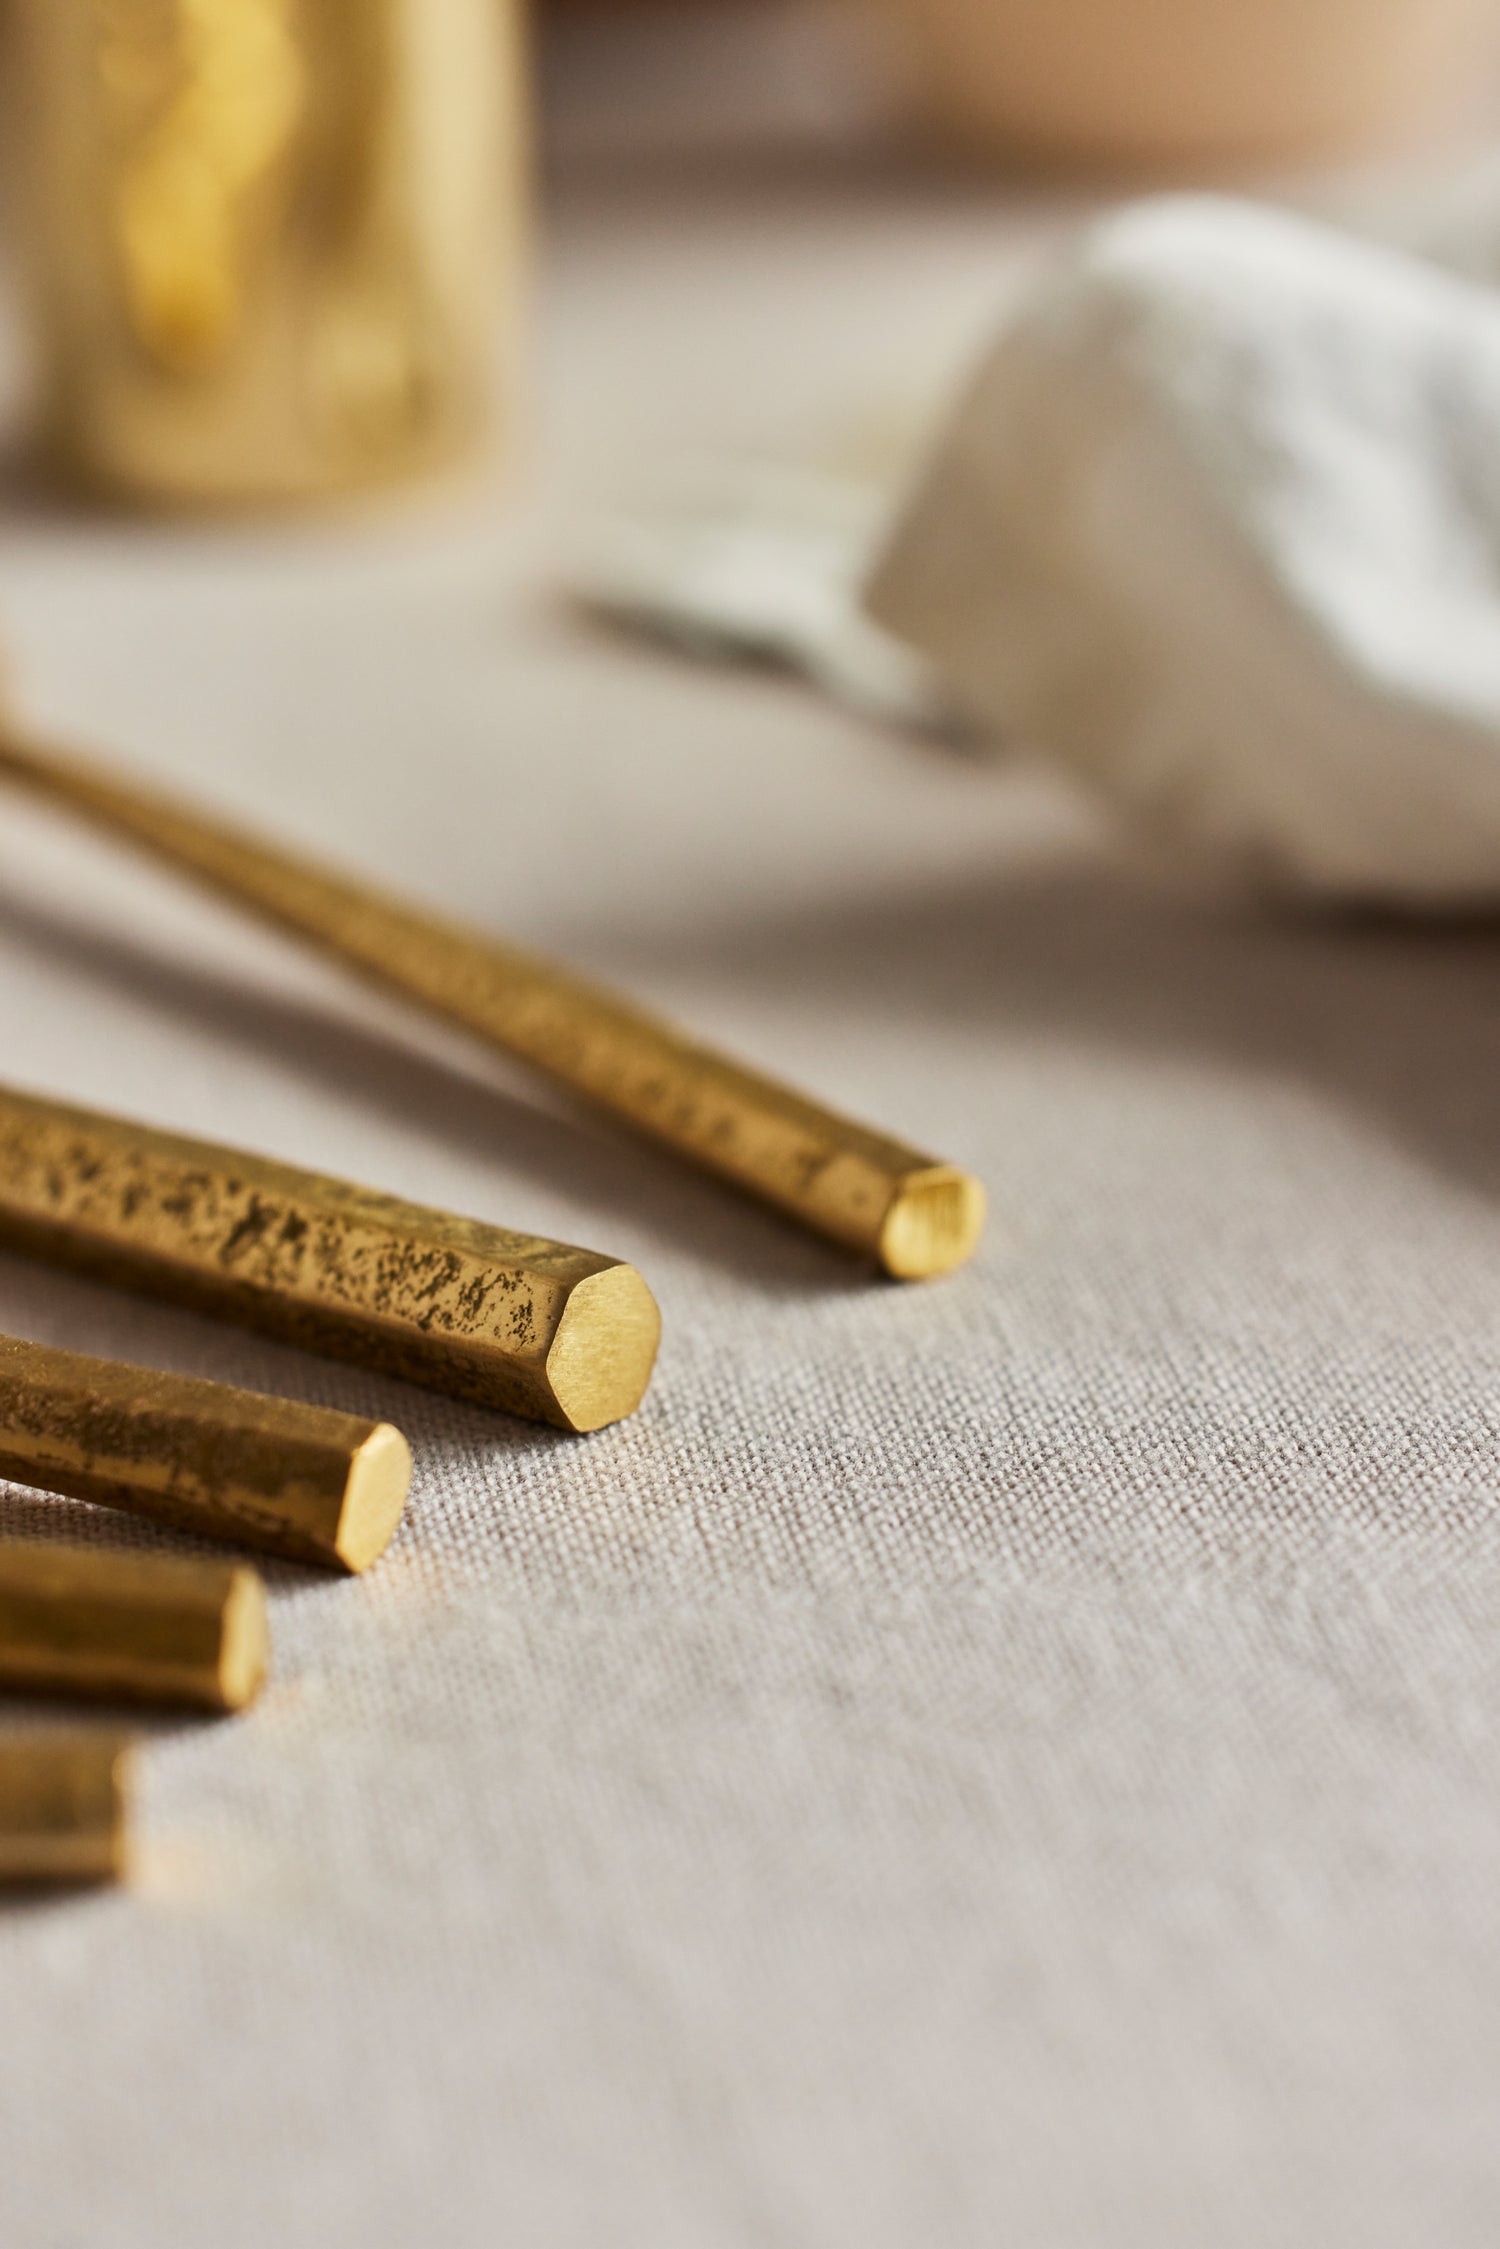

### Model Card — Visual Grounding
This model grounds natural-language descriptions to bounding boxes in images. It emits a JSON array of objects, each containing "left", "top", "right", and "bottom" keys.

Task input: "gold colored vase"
[{"left": 10, "top": 0, "right": 526, "bottom": 506}]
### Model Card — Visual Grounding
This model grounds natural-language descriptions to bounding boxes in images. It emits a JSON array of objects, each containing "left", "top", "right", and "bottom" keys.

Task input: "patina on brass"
[
  {"left": 0, "top": 731, "right": 986, "bottom": 1279},
  {"left": 0, "top": 1085, "right": 661, "bottom": 1433},
  {"left": 0, "top": 1543, "right": 268, "bottom": 1712},
  {"left": 0, "top": 1732, "right": 132, "bottom": 1886},
  {"left": 0, "top": 1335, "right": 410, "bottom": 1572}
]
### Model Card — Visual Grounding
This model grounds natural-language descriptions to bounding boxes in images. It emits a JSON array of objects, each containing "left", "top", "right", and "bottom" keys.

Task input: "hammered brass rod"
[
  {"left": 0, "top": 1085, "right": 661, "bottom": 1434},
  {"left": 0, "top": 1542, "right": 268, "bottom": 1712},
  {"left": 0, "top": 1335, "right": 411, "bottom": 1572},
  {"left": 0, "top": 1732, "right": 132, "bottom": 1885},
  {"left": 0, "top": 731, "right": 985, "bottom": 1280}
]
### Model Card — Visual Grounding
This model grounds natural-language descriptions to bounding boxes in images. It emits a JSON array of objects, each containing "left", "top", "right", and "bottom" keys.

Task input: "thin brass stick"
[
  {"left": 0, "top": 1334, "right": 410, "bottom": 1571},
  {"left": 0, "top": 730, "right": 985, "bottom": 1280},
  {"left": 0, "top": 1732, "right": 132, "bottom": 1885},
  {"left": 0, "top": 1543, "right": 268, "bottom": 1712},
  {"left": 0, "top": 1085, "right": 661, "bottom": 1433}
]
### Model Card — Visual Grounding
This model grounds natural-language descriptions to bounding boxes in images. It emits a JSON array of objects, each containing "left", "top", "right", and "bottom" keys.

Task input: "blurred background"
[{"left": 4, "top": 0, "right": 1500, "bottom": 518}]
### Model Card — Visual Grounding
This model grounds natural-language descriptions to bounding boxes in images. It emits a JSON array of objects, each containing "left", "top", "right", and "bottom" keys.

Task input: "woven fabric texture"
[{"left": 0, "top": 165, "right": 1498, "bottom": 2249}]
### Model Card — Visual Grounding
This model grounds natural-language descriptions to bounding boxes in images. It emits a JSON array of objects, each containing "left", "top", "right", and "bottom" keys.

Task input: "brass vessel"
[{"left": 9, "top": 0, "right": 525, "bottom": 504}]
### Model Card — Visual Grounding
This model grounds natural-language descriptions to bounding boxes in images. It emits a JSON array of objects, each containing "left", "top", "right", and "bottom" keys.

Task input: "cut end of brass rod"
[
  {"left": 0, "top": 1732, "right": 132, "bottom": 1887},
  {"left": 0, "top": 1086, "right": 661, "bottom": 1433},
  {"left": 545, "top": 1264, "right": 664, "bottom": 1435},
  {"left": 0, "top": 1333, "right": 411, "bottom": 1572},
  {"left": 339, "top": 1423, "right": 414, "bottom": 1570},
  {"left": 0, "top": 1542, "right": 269, "bottom": 1714},
  {"left": 878, "top": 1167, "right": 988, "bottom": 1282},
  {"left": 0, "top": 729, "right": 985, "bottom": 1281},
  {"left": 216, "top": 1568, "right": 272, "bottom": 1712}
]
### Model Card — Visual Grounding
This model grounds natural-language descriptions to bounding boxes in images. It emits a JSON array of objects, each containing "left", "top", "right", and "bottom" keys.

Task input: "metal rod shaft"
[
  {"left": 0, "top": 1084, "right": 661, "bottom": 1432},
  {"left": 0, "top": 730, "right": 985, "bottom": 1280},
  {"left": 0, "top": 1334, "right": 411, "bottom": 1571},
  {"left": 0, "top": 1732, "right": 132, "bottom": 1885},
  {"left": 0, "top": 1543, "right": 268, "bottom": 1711}
]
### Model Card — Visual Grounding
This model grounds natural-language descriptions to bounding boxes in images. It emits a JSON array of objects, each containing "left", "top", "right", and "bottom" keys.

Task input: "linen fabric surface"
[{"left": 1, "top": 161, "right": 1498, "bottom": 2249}]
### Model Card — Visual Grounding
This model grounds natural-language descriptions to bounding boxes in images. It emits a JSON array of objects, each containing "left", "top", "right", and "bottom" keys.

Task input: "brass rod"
[
  {"left": 0, "top": 1732, "right": 132, "bottom": 1885},
  {"left": 0, "top": 1084, "right": 661, "bottom": 1433},
  {"left": 0, "top": 1334, "right": 411, "bottom": 1572},
  {"left": 0, "top": 730, "right": 985, "bottom": 1280},
  {"left": 0, "top": 1543, "right": 268, "bottom": 1712}
]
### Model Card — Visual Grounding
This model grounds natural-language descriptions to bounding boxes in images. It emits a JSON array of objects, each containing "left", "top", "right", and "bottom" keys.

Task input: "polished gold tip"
[
  {"left": 879, "top": 1167, "right": 987, "bottom": 1281},
  {"left": 216, "top": 1569, "right": 272, "bottom": 1713},
  {"left": 545, "top": 1263, "right": 663, "bottom": 1434},
  {"left": 335, "top": 1423, "right": 414, "bottom": 1573}
]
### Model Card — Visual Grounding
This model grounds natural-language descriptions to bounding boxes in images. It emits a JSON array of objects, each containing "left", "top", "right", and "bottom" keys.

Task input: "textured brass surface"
[
  {"left": 0, "top": 732, "right": 986, "bottom": 1279},
  {"left": 0, "top": 1543, "right": 268, "bottom": 1712},
  {"left": 9, "top": 0, "right": 524, "bottom": 505},
  {"left": 0, "top": 1732, "right": 132, "bottom": 1886},
  {"left": 0, "top": 1335, "right": 410, "bottom": 1572},
  {"left": 0, "top": 1084, "right": 660, "bottom": 1433},
  {"left": 95, "top": 0, "right": 307, "bottom": 379}
]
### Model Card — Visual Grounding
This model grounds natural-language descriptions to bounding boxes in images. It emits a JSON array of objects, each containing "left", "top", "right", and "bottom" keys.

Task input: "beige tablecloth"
[{"left": 1, "top": 157, "right": 1498, "bottom": 2249}]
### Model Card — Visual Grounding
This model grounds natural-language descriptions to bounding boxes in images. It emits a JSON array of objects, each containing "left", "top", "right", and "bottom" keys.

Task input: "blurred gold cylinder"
[{"left": 10, "top": 0, "right": 526, "bottom": 505}]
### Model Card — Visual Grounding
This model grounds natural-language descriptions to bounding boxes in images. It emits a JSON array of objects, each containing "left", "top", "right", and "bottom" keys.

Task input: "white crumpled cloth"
[{"left": 573, "top": 175, "right": 1500, "bottom": 907}]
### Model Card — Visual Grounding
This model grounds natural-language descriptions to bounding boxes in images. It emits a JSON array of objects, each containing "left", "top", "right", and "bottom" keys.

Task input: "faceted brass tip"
[
  {"left": 217, "top": 1569, "right": 272, "bottom": 1713},
  {"left": 545, "top": 1263, "right": 663, "bottom": 1434},
  {"left": 336, "top": 1423, "right": 414, "bottom": 1573},
  {"left": 879, "top": 1168, "right": 987, "bottom": 1281},
  {"left": 0, "top": 734, "right": 979, "bottom": 1281},
  {"left": 0, "top": 1087, "right": 662, "bottom": 1429}
]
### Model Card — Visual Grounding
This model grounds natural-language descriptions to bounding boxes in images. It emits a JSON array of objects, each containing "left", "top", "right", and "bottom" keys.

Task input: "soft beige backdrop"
[{"left": 1, "top": 156, "right": 1498, "bottom": 2246}]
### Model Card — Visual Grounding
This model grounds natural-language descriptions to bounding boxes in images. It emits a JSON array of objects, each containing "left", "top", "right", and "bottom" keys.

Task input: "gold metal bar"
[
  {"left": 0, "top": 1334, "right": 410, "bottom": 1572},
  {"left": 0, "top": 1543, "right": 268, "bottom": 1712},
  {"left": 0, "top": 1732, "right": 132, "bottom": 1886},
  {"left": 0, "top": 731, "right": 985, "bottom": 1280},
  {"left": 0, "top": 1084, "right": 661, "bottom": 1433}
]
